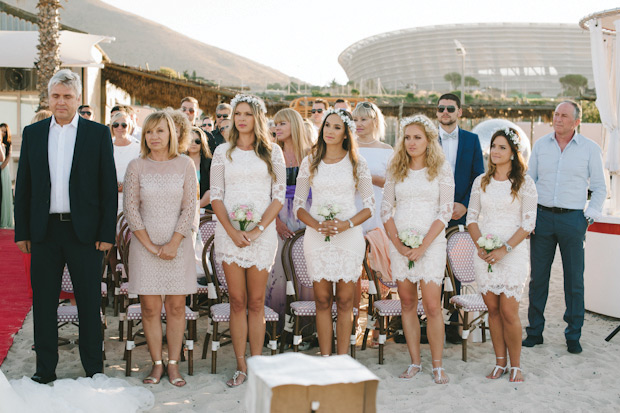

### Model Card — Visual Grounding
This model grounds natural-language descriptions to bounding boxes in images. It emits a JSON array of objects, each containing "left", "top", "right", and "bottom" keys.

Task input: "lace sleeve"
[
  {"left": 122, "top": 159, "right": 145, "bottom": 232},
  {"left": 437, "top": 162, "right": 455, "bottom": 226},
  {"left": 293, "top": 156, "right": 311, "bottom": 219},
  {"left": 466, "top": 175, "right": 483, "bottom": 227},
  {"left": 356, "top": 156, "right": 375, "bottom": 215},
  {"left": 271, "top": 145, "right": 286, "bottom": 205},
  {"left": 520, "top": 175, "right": 538, "bottom": 232},
  {"left": 210, "top": 144, "right": 226, "bottom": 202},
  {"left": 380, "top": 173, "right": 396, "bottom": 223},
  {"left": 174, "top": 158, "right": 198, "bottom": 237}
]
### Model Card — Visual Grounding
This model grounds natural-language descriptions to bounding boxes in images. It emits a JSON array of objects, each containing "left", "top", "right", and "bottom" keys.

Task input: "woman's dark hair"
[
  {"left": 0, "top": 123, "right": 11, "bottom": 145},
  {"left": 480, "top": 128, "right": 527, "bottom": 200}
]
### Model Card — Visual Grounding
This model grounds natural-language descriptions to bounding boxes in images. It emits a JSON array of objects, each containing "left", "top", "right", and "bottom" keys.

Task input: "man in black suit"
[{"left": 14, "top": 69, "right": 118, "bottom": 383}]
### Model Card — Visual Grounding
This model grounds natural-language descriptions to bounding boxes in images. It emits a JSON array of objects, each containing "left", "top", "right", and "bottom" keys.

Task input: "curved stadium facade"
[{"left": 338, "top": 23, "right": 593, "bottom": 97}]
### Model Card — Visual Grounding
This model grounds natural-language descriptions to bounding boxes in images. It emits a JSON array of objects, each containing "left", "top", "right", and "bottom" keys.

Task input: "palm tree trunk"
[{"left": 36, "top": 0, "right": 62, "bottom": 111}]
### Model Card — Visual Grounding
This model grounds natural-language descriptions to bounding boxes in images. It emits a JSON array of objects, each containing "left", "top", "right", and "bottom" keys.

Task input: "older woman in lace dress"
[
  {"left": 466, "top": 128, "right": 537, "bottom": 383},
  {"left": 123, "top": 111, "right": 198, "bottom": 387}
]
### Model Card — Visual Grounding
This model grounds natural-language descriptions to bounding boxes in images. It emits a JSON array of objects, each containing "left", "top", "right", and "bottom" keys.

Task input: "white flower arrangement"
[
  {"left": 230, "top": 94, "right": 267, "bottom": 114},
  {"left": 317, "top": 203, "right": 342, "bottom": 241},
  {"left": 400, "top": 115, "right": 436, "bottom": 135},
  {"left": 477, "top": 233, "right": 504, "bottom": 272},
  {"left": 496, "top": 127, "right": 524, "bottom": 152},
  {"left": 323, "top": 108, "right": 356, "bottom": 133},
  {"left": 398, "top": 229, "right": 424, "bottom": 269}
]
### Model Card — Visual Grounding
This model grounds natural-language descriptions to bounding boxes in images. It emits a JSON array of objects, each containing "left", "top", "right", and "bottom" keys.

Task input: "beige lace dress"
[
  {"left": 210, "top": 143, "right": 286, "bottom": 271},
  {"left": 123, "top": 155, "right": 199, "bottom": 295}
]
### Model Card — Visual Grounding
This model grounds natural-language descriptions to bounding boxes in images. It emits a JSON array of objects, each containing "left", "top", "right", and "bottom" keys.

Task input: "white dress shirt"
[
  {"left": 439, "top": 126, "right": 459, "bottom": 173},
  {"left": 48, "top": 112, "right": 79, "bottom": 213}
]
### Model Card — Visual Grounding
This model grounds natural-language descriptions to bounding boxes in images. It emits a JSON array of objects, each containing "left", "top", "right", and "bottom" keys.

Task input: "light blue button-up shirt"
[{"left": 528, "top": 132, "right": 607, "bottom": 221}]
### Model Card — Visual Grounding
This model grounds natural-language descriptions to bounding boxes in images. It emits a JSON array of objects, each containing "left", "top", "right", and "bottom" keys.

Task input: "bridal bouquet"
[
  {"left": 230, "top": 204, "right": 261, "bottom": 231},
  {"left": 317, "top": 203, "right": 341, "bottom": 241},
  {"left": 399, "top": 229, "right": 424, "bottom": 269},
  {"left": 477, "top": 234, "right": 503, "bottom": 272}
]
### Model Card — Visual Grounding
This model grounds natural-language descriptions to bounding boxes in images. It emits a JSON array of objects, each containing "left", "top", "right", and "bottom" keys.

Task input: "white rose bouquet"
[
  {"left": 317, "top": 203, "right": 341, "bottom": 241},
  {"left": 477, "top": 234, "right": 503, "bottom": 272},
  {"left": 229, "top": 204, "right": 261, "bottom": 231},
  {"left": 398, "top": 229, "right": 424, "bottom": 269}
]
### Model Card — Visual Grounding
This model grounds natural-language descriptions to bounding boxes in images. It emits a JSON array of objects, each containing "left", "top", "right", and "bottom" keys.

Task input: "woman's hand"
[
  {"left": 484, "top": 247, "right": 507, "bottom": 265},
  {"left": 320, "top": 219, "right": 350, "bottom": 237},
  {"left": 276, "top": 216, "right": 294, "bottom": 239},
  {"left": 246, "top": 226, "right": 264, "bottom": 243},
  {"left": 158, "top": 240, "right": 181, "bottom": 260},
  {"left": 227, "top": 228, "right": 251, "bottom": 248},
  {"left": 404, "top": 244, "right": 428, "bottom": 263},
  {"left": 477, "top": 247, "right": 488, "bottom": 260}
]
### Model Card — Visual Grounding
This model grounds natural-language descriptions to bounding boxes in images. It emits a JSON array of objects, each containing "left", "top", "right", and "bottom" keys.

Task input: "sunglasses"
[
  {"left": 216, "top": 114, "right": 229, "bottom": 119},
  {"left": 437, "top": 105, "right": 457, "bottom": 113},
  {"left": 356, "top": 102, "right": 373, "bottom": 109},
  {"left": 181, "top": 107, "right": 195, "bottom": 114},
  {"left": 272, "top": 132, "right": 276, "bottom": 138},
  {"left": 112, "top": 123, "right": 128, "bottom": 129},
  {"left": 193, "top": 138, "right": 202, "bottom": 145},
  {"left": 202, "top": 123, "right": 212, "bottom": 128},
  {"left": 79, "top": 111, "right": 92, "bottom": 116},
  {"left": 311, "top": 109, "right": 324, "bottom": 114}
]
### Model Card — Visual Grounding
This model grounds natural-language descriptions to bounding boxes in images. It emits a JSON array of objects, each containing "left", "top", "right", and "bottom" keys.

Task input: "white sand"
[{"left": 2, "top": 250, "right": 620, "bottom": 412}]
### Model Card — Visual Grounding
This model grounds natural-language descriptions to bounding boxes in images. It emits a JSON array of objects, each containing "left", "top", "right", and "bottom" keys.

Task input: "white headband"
[
  {"left": 496, "top": 128, "right": 524, "bottom": 152},
  {"left": 323, "top": 108, "right": 356, "bottom": 133},
  {"left": 400, "top": 115, "right": 436, "bottom": 135},
  {"left": 230, "top": 94, "right": 267, "bottom": 114}
]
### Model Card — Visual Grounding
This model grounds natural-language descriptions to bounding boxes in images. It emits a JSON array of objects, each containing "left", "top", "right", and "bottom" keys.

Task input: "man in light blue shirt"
[{"left": 524, "top": 100, "right": 607, "bottom": 354}]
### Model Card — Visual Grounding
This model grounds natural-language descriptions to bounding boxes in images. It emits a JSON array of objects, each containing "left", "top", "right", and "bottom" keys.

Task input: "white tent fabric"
[{"left": 0, "top": 30, "right": 114, "bottom": 68}]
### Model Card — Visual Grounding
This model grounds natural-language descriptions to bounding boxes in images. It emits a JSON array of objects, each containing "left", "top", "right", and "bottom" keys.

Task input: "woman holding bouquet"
[
  {"left": 381, "top": 115, "right": 454, "bottom": 384},
  {"left": 466, "top": 128, "right": 537, "bottom": 383},
  {"left": 210, "top": 94, "right": 285, "bottom": 387},
  {"left": 294, "top": 109, "right": 374, "bottom": 356}
]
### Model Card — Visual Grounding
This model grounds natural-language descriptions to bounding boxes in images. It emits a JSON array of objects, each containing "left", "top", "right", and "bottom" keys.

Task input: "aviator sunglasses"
[
  {"left": 437, "top": 105, "right": 457, "bottom": 113},
  {"left": 310, "top": 108, "right": 324, "bottom": 114},
  {"left": 216, "top": 114, "right": 229, "bottom": 119},
  {"left": 112, "top": 122, "right": 128, "bottom": 128},
  {"left": 79, "top": 111, "right": 92, "bottom": 116},
  {"left": 181, "top": 107, "right": 195, "bottom": 114}
]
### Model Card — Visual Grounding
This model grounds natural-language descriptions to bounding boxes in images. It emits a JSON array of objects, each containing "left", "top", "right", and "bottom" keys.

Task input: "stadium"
[{"left": 338, "top": 23, "right": 593, "bottom": 97}]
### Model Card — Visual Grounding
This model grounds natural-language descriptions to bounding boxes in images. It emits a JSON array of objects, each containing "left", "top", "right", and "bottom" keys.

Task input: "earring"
[{"left": 510, "top": 155, "right": 514, "bottom": 160}]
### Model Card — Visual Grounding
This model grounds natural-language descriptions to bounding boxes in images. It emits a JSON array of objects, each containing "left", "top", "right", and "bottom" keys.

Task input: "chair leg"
[
  {"left": 202, "top": 317, "right": 212, "bottom": 360},
  {"left": 187, "top": 320, "right": 195, "bottom": 376},
  {"left": 350, "top": 314, "right": 357, "bottom": 359},
  {"left": 481, "top": 314, "right": 487, "bottom": 343},
  {"left": 211, "top": 322, "right": 219, "bottom": 374},
  {"left": 462, "top": 311, "right": 469, "bottom": 362},
  {"left": 125, "top": 320, "right": 134, "bottom": 376},
  {"left": 293, "top": 315, "right": 300, "bottom": 352},
  {"left": 378, "top": 314, "right": 385, "bottom": 365},
  {"left": 271, "top": 322, "right": 277, "bottom": 356}
]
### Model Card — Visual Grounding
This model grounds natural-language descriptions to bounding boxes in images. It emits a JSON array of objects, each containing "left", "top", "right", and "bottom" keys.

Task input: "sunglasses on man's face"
[
  {"left": 112, "top": 123, "right": 128, "bottom": 129},
  {"left": 216, "top": 114, "right": 229, "bottom": 119},
  {"left": 181, "top": 107, "right": 195, "bottom": 114},
  {"left": 311, "top": 109, "right": 324, "bottom": 114},
  {"left": 79, "top": 111, "right": 92, "bottom": 116},
  {"left": 202, "top": 123, "right": 212, "bottom": 128},
  {"left": 437, "top": 105, "right": 457, "bottom": 113}
]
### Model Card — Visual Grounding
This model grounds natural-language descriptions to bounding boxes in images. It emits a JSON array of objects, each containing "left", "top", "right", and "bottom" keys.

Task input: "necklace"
[
  {"left": 283, "top": 150, "right": 296, "bottom": 167},
  {"left": 357, "top": 138, "right": 377, "bottom": 146}
]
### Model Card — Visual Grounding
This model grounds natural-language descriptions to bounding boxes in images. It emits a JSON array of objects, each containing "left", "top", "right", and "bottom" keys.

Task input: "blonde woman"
[
  {"left": 210, "top": 94, "right": 285, "bottom": 387},
  {"left": 466, "top": 128, "right": 537, "bottom": 383},
  {"left": 110, "top": 111, "right": 140, "bottom": 213},
  {"left": 123, "top": 111, "right": 198, "bottom": 387},
  {"left": 381, "top": 114, "right": 454, "bottom": 384},
  {"left": 265, "top": 108, "right": 313, "bottom": 332},
  {"left": 166, "top": 109, "right": 192, "bottom": 153},
  {"left": 294, "top": 109, "right": 374, "bottom": 356}
]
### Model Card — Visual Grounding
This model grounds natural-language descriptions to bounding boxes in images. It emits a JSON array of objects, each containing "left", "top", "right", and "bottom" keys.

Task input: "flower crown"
[
  {"left": 230, "top": 94, "right": 267, "bottom": 114},
  {"left": 400, "top": 115, "right": 436, "bottom": 135},
  {"left": 496, "top": 127, "right": 523, "bottom": 152},
  {"left": 323, "top": 108, "right": 356, "bottom": 133}
]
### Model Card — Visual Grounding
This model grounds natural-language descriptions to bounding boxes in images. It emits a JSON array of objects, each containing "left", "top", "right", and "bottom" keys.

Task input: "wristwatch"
[
  {"left": 347, "top": 219, "right": 354, "bottom": 228},
  {"left": 586, "top": 216, "right": 595, "bottom": 226},
  {"left": 503, "top": 242, "right": 513, "bottom": 253},
  {"left": 257, "top": 224, "right": 265, "bottom": 232}
]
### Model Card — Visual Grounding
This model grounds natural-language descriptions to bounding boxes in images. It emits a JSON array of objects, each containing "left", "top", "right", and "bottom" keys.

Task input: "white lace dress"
[
  {"left": 294, "top": 155, "right": 375, "bottom": 283},
  {"left": 466, "top": 175, "right": 538, "bottom": 301},
  {"left": 210, "top": 143, "right": 286, "bottom": 271},
  {"left": 381, "top": 162, "right": 455, "bottom": 285},
  {"left": 123, "top": 155, "right": 199, "bottom": 295}
]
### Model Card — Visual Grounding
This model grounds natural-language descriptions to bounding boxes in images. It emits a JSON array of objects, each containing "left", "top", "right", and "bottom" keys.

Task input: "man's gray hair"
[
  {"left": 557, "top": 100, "right": 582, "bottom": 121},
  {"left": 216, "top": 103, "right": 232, "bottom": 112},
  {"left": 48, "top": 69, "right": 82, "bottom": 97}
]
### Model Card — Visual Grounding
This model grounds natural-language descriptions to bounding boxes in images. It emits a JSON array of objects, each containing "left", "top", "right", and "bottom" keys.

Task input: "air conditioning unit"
[{"left": 0, "top": 68, "right": 37, "bottom": 92}]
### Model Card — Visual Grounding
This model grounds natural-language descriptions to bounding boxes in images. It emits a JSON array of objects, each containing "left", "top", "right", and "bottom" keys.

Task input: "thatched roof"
[{"left": 102, "top": 62, "right": 236, "bottom": 113}]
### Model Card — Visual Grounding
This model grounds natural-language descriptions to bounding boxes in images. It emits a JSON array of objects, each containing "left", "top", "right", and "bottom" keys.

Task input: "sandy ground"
[{"left": 2, "top": 249, "right": 620, "bottom": 412}]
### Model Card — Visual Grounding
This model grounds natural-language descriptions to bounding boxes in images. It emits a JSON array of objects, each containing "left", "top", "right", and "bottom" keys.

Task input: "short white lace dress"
[
  {"left": 381, "top": 162, "right": 455, "bottom": 285},
  {"left": 210, "top": 142, "right": 286, "bottom": 272},
  {"left": 466, "top": 175, "right": 538, "bottom": 301},
  {"left": 123, "top": 155, "right": 199, "bottom": 295},
  {"left": 294, "top": 155, "right": 375, "bottom": 283}
]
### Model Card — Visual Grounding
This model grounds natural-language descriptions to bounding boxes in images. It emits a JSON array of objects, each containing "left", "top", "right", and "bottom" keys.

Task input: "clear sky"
[{"left": 101, "top": 0, "right": 618, "bottom": 86}]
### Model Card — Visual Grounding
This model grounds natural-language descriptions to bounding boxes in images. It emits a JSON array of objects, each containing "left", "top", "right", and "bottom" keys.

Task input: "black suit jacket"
[{"left": 14, "top": 116, "right": 118, "bottom": 244}]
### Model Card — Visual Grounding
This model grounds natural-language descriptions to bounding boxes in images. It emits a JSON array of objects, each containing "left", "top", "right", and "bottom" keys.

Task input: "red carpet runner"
[{"left": 0, "top": 229, "right": 32, "bottom": 365}]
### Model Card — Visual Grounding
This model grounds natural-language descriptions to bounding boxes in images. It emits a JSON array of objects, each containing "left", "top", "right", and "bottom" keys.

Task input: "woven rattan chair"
[{"left": 446, "top": 226, "right": 488, "bottom": 361}]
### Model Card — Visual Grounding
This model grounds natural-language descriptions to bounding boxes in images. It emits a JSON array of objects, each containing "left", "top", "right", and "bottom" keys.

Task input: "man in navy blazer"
[
  {"left": 14, "top": 70, "right": 117, "bottom": 383},
  {"left": 436, "top": 93, "right": 484, "bottom": 342}
]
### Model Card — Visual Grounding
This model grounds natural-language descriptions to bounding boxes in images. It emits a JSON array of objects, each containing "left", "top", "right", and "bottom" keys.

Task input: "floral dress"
[
  {"left": 381, "top": 162, "right": 454, "bottom": 285},
  {"left": 210, "top": 143, "right": 286, "bottom": 271},
  {"left": 466, "top": 175, "right": 538, "bottom": 301},
  {"left": 294, "top": 155, "right": 375, "bottom": 283}
]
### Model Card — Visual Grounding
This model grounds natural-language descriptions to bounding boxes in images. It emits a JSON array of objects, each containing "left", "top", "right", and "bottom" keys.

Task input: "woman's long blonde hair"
[
  {"left": 165, "top": 109, "right": 192, "bottom": 153},
  {"left": 273, "top": 108, "right": 312, "bottom": 165},
  {"left": 309, "top": 110, "right": 360, "bottom": 188},
  {"left": 388, "top": 114, "right": 444, "bottom": 182},
  {"left": 226, "top": 96, "right": 276, "bottom": 180}
]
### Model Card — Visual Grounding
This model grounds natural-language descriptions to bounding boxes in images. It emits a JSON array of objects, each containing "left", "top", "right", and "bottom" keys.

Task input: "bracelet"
[{"left": 347, "top": 219, "right": 354, "bottom": 228}]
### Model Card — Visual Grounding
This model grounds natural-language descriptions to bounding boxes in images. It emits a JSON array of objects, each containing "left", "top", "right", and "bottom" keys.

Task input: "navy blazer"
[
  {"left": 14, "top": 116, "right": 118, "bottom": 244},
  {"left": 448, "top": 128, "right": 484, "bottom": 227}
]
